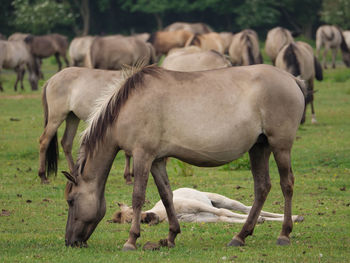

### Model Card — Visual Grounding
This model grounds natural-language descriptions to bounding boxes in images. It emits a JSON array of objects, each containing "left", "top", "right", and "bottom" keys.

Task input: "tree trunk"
[
  {"left": 81, "top": 0, "right": 90, "bottom": 36},
  {"left": 302, "top": 22, "right": 313, "bottom": 39},
  {"left": 154, "top": 13, "right": 163, "bottom": 30}
]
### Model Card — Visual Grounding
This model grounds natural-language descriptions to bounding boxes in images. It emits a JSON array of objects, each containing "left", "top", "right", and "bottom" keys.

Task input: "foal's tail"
[{"left": 42, "top": 82, "right": 58, "bottom": 177}]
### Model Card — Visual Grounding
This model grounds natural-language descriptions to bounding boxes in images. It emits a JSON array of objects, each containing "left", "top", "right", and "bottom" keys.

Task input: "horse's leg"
[
  {"left": 331, "top": 47, "right": 337, "bottom": 69},
  {"left": 150, "top": 158, "right": 180, "bottom": 247},
  {"left": 228, "top": 141, "right": 271, "bottom": 247},
  {"left": 62, "top": 54, "right": 69, "bottom": 68},
  {"left": 55, "top": 53, "right": 62, "bottom": 71},
  {"left": 123, "top": 153, "right": 133, "bottom": 185},
  {"left": 14, "top": 67, "right": 20, "bottom": 91},
  {"left": 322, "top": 46, "right": 329, "bottom": 69},
  {"left": 272, "top": 148, "right": 295, "bottom": 245},
  {"left": 61, "top": 113, "right": 80, "bottom": 173},
  {"left": 19, "top": 66, "right": 25, "bottom": 91},
  {"left": 308, "top": 79, "right": 317, "bottom": 124},
  {"left": 38, "top": 121, "right": 61, "bottom": 184},
  {"left": 123, "top": 150, "right": 153, "bottom": 251}
]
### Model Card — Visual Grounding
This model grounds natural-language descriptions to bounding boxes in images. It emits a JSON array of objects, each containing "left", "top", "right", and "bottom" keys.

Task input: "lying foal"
[{"left": 112, "top": 188, "right": 304, "bottom": 225}]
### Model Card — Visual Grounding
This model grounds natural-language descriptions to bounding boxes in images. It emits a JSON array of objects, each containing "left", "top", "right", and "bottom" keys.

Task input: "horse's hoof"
[
  {"left": 41, "top": 178, "right": 50, "bottom": 184},
  {"left": 143, "top": 241, "right": 160, "bottom": 251},
  {"left": 122, "top": 243, "right": 137, "bottom": 251},
  {"left": 295, "top": 215, "right": 304, "bottom": 222},
  {"left": 159, "top": 239, "right": 175, "bottom": 248},
  {"left": 227, "top": 236, "right": 245, "bottom": 247},
  {"left": 276, "top": 236, "right": 290, "bottom": 246}
]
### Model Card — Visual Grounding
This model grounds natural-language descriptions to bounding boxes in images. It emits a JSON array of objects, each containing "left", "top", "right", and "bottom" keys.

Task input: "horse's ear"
[{"left": 62, "top": 171, "right": 77, "bottom": 185}]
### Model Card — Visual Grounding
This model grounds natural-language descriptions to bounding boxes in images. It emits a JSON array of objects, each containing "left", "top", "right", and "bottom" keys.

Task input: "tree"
[{"left": 321, "top": 0, "right": 350, "bottom": 29}]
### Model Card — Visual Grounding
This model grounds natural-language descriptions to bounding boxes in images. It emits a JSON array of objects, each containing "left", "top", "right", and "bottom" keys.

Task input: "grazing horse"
[
  {"left": 161, "top": 47, "right": 231, "bottom": 71},
  {"left": 228, "top": 29, "right": 263, "bottom": 66},
  {"left": 87, "top": 35, "right": 156, "bottom": 70},
  {"left": 265, "top": 27, "right": 294, "bottom": 65},
  {"left": 164, "top": 22, "right": 212, "bottom": 34},
  {"left": 219, "top": 32, "right": 234, "bottom": 54},
  {"left": 112, "top": 187, "right": 304, "bottom": 224},
  {"left": 38, "top": 67, "right": 134, "bottom": 184},
  {"left": 63, "top": 64, "right": 306, "bottom": 249},
  {"left": 275, "top": 41, "right": 323, "bottom": 124},
  {"left": 316, "top": 25, "right": 350, "bottom": 69},
  {"left": 24, "top": 33, "right": 69, "bottom": 71},
  {"left": 68, "top": 36, "right": 95, "bottom": 67},
  {"left": 147, "top": 30, "right": 194, "bottom": 56},
  {"left": 185, "top": 32, "right": 225, "bottom": 54},
  {"left": 0, "top": 40, "right": 39, "bottom": 91}
]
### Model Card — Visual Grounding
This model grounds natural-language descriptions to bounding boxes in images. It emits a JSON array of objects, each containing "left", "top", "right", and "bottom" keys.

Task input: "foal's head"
[{"left": 63, "top": 170, "right": 106, "bottom": 247}]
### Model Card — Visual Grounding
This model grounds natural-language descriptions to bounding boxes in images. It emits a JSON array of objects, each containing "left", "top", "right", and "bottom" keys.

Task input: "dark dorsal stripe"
[
  {"left": 189, "top": 34, "right": 201, "bottom": 46},
  {"left": 283, "top": 43, "right": 301, "bottom": 77},
  {"left": 82, "top": 65, "right": 162, "bottom": 158}
]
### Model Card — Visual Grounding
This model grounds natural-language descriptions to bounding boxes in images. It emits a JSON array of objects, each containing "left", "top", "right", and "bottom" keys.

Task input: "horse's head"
[
  {"left": 342, "top": 51, "right": 350, "bottom": 67},
  {"left": 112, "top": 203, "right": 160, "bottom": 225},
  {"left": 63, "top": 171, "right": 106, "bottom": 247}
]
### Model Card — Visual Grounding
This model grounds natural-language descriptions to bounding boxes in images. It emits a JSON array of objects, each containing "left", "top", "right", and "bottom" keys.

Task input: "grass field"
[{"left": 0, "top": 55, "right": 350, "bottom": 263}]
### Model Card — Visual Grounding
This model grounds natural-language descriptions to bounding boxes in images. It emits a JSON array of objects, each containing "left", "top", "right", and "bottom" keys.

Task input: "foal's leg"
[
  {"left": 228, "top": 142, "right": 271, "bottom": 247},
  {"left": 150, "top": 159, "right": 180, "bottom": 247},
  {"left": 123, "top": 151, "right": 153, "bottom": 251},
  {"left": 61, "top": 113, "right": 80, "bottom": 173},
  {"left": 273, "top": 149, "right": 295, "bottom": 245},
  {"left": 55, "top": 53, "right": 62, "bottom": 71},
  {"left": 123, "top": 154, "right": 133, "bottom": 184}
]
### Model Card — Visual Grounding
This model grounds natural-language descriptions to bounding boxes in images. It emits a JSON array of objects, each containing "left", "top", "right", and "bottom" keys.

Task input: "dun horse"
[
  {"left": 113, "top": 187, "right": 304, "bottom": 224},
  {"left": 228, "top": 29, "right": 263, "bottom": 66},
  {"left": 185, "top": 32, "right": 225, "bottom": 54},
  {"left": 161, "top": 47, "right": 231, "bottom": 71},
  {"left": 68, "top": 36, "right": 95, "bottom": 67},
  {"left": 24, "top": 33, "right": 69, "bottom": 72},
  {"left": 0, "top": 40, "right": 39, "bottom": 91},
  {"left": 265, "top": 27, "right": 294, "bottom": 65},
  {"left": 87, "top": 35, "right": 156, "bottom": 69},
  {"left": 63, "top": 64, "right": 306, "bottom": 249},
  {"left": 164, "top": 22, "right": 212, "bottom": 34},
  {"left": 316, "top": 25, "right": 350, "bottom": 69},
  {"left": 275, "top": 41, "right": 323, "bottom": 124},
  {"left": 39, "top": 67, "right": 133, "bottom": 184}
]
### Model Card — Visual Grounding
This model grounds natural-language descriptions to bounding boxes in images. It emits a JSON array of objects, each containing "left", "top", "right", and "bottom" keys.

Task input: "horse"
[
  {"left": 219, "top": 32, "right": 234, "bottom": 54},
  {"left": 228, "top": 29, "right": 263, "bottom": 66},
  {"left": 164, "top": 22, "right": 212, "bottom": 34},
  {"left": 68, "top": 36, "right": 95, "bottom": 67},
  {"left": 39, "top": 67, "right": 134, "bottom": 184},
  {"left": 275, "top": 41, "right": 323, "bottom": 124},
  {"left": 316, "top": 25, "right": 350, "bottom": 69},
  {"left": 265, "top": 27, "right": 294, "bottom": 65},
  {"left": 147, "top": 30, "right": 193, "bottom": 56},
  {"left": 185, "top": 32, "right": 225, "bottom": 54},
  {"left": 63, "top": 64, "right": 306, "bottom": 249},
  {"left": 341, "top": 30, "right": 350, "bottom": 51},
  {"left": 8, "top": 32, "right": 29, "bottom": 41},
  {"left": 86, "top": 35, "right": 156, "bottom": 69},
  {"left": 0, "top": 40, "right": 39, "bottom": 91},
  {"left": 112, "top": 187, "right": 304, "bottom": 224},
  {"left": 161, "top": 47, "right": 231, "bottom": 71},
  {"left": 24, "top": 33, "right": 69, "bottom": 72}
]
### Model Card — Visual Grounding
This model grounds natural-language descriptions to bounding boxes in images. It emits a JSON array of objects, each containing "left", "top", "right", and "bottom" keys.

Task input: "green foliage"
[
  {"left": 173, "top": 160, "right": 194, "bottom": 177},
  {"left": 221, "top": 154, "right": 251, "bottom": 171},
  {"left": 11, "top": 0, "right": 76, "bottom": 34},
  {"left": 321, "top": 0, "right": 350, "bottom": 29}
]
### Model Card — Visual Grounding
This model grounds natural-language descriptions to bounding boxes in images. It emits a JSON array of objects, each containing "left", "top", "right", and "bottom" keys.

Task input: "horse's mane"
[
  {"left": 80, "top": 64, "right": 162, "bottom": 163},
  {"left": 283, "top": 43, "right": 301, "bottom": 77}
]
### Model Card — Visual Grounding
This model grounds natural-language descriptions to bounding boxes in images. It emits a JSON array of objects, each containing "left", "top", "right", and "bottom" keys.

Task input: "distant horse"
[
  {"left": 275, "top": 41, "right": 323, "bottom": 124},
  {"left": 147, "top": 30, "right": 193, "bottom": 56},
  {"left": 132, "top": 33, "right": 151, "bottom": 42},
  {"left": 265, "top": 27, "right": 294, "bottom": 65},
  {"left": 341, "top": 30, "right": 350, "bottom": 51},
  {"left": 164, "top": 22, "right": 212, "bottom": 34},
  {"left": 8, "top": 32, "right": 29, "bottom": 41},
  {"left": 113, "top": 187, "right": 304, "bottom": 224},
  {"left": 63, "top": 64, "right": 306, "bottom": 249},
  {"left": 316, "top": 25, "right": 350, "bottom": 69},
  {"left": 68, "top": 36, "right": 95, "bottom": 67},
  {"left": 185, "top": 32, "right": 225, "bottom": 54},
  {"left": 0, "top": 40, "right": 39, "bottom": 91},
  {"left": 87, "top": 35, "right": 156, "bottom": 69},
  {"left": 228, "top": 29, "right": 263, "bottom": 66},
  {"left": 162, "top": 47, "right": 231, "bottom": 71},
  {"left": 39, "top": 67, "right": 133, "bottom": 184},
  {"left": 24, "top": 33, "right": 69, "bottom": 71},
  {"left": 219, "top": 32, "right": 234, "bottom": 54}
]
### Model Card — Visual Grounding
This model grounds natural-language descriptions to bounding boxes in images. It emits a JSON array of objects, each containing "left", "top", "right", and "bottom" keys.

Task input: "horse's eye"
[{"left": 67, "top": 199, "right": 74, "bottom": 207}]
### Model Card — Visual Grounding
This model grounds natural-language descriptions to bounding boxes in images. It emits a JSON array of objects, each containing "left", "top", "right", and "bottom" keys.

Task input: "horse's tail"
[
  {"left": 283, "top": 43, "right": 301, "bottom": 76},
  {"left": 42, "top": 82, "right": 58, "bottom": 177},
  {"left": 241, "top": 33, "right": 255, "bottom": 65},
  {"left": 314, "top": 56, "right": 323, "bottom": 81}
]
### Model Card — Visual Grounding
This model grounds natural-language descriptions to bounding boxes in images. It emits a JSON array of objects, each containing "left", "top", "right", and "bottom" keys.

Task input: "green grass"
[{"left": 1, "top": 56, "right": 350, "bottom": 262}]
